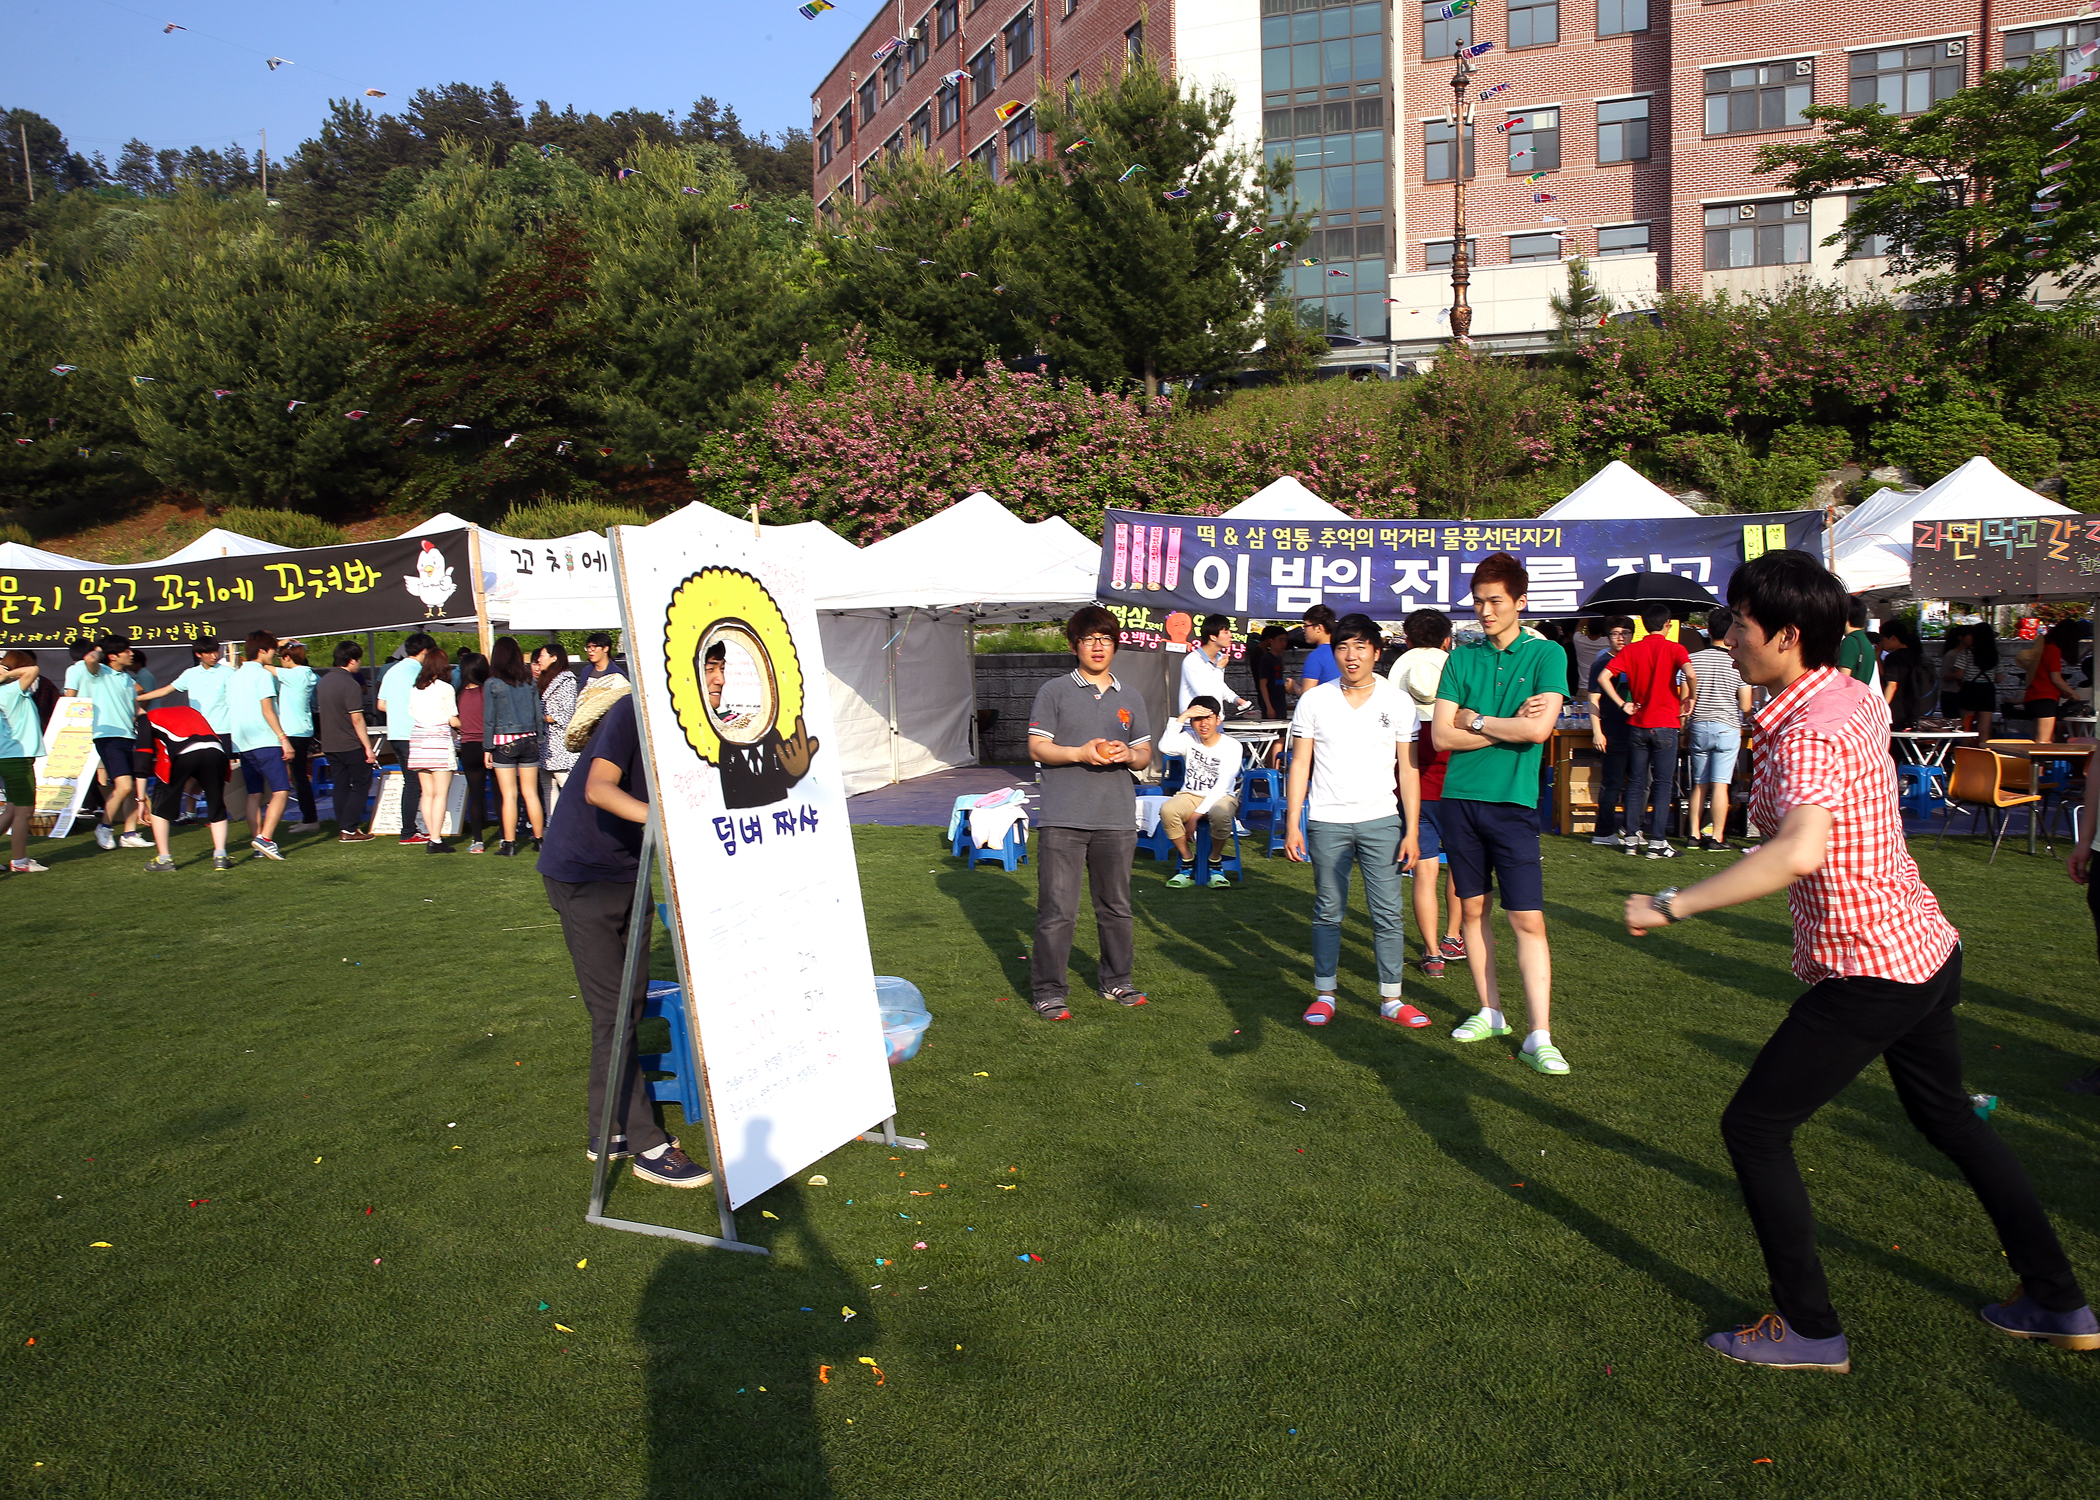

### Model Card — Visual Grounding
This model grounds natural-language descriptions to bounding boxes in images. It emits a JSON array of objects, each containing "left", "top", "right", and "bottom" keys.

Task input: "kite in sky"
[
  {"left": 265, "top": 57, "right": 291, "bottom": 70},
  {"left": 163, "top": 22, "right": 185, "bottom": 32}
]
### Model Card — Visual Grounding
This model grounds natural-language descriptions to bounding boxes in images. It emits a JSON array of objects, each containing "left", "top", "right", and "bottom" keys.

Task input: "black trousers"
[
  {"left": 330, "top": 754, "right": 373, "bottom": 832},
  {"left": 1720, "top": 946, "right": 2085, "bottom": 1338},
  {"left": 1596, "top": 724, "right": 1629, "bottom": 837},
  {"left": 387, "top": 739, "right": 421, "bottom": 836},
  {"left": 457, "top": 742, "right": 488, "bottom": 843},
  {"left": 1030, "top": 826, "right": 1138, "bottom": 1005},
  {"left": 150, "top": 750, "right": 227, "bottom": 823},
  {"left": 543, "top": 874, "right": 669, "bottom": 1153},
  {"left": 286, "top": 736, "right": 317, "bottom": 823}
]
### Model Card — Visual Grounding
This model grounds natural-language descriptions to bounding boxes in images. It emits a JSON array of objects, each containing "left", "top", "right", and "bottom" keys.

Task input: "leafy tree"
[
  {"left": 1873, "top": 400, "right": 2060, "bottom": 486},
  {"left": 1397, "top": 348, "right": 1574, "bottom": 519},
  {"left": 212, "top": 506, "right": 348, "bottom": 547},
  {"left": 828, "top": 152, "right": 1031, "bottom": 374},
  {"left": 500, "top": 498, "right": 649, "bottom": 538},
  {"left": 1001, "top": 49, "right": 1307, "bottom": 396},
  {"left": 1755, "top": 64, "right": 2100, "bottom": 330},
  {"left": 2, "top": 108, "right": 104, "bottom": 251},
  {"left": 1250, "top": 304, "right": 1328, "bottom": 385},
  {"left": 364, "top": 219, "right": 606, "bottom": 515}
]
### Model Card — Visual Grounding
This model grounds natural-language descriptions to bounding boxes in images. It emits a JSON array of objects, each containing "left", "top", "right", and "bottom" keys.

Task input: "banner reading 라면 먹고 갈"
[
  {"left": 0, "top": 530, "right": 478, "bottom": 647},
  {"left": 1911, "top": 514, "right": 2100, "bottom": 601},
  {"left": 1095, "top": 510, "right": 1825, "bottom": 620}
]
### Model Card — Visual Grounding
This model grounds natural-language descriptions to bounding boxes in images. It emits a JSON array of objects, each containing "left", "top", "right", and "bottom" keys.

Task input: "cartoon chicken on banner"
[{"left": 404, "top": 539, "right": 459, "bottom": 618}]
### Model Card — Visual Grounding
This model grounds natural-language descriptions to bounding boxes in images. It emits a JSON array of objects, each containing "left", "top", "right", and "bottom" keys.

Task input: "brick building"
[{"left": 812, "top": 0, "right": 2091, "bottom": 369}]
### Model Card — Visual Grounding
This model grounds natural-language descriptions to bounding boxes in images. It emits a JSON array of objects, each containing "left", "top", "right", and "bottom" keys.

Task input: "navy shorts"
[
  {"left": 1440, "top": 798, "right": 1545, "bottom": 912},
  {"left": 239, "top": 744, "right": 292, "bottom": 796},
  {"left": 1409, "top": 800, "right": 1447, "bottom": 864},
  {"left": 93, "top": 736, "right": 137, "bottom": 782}
]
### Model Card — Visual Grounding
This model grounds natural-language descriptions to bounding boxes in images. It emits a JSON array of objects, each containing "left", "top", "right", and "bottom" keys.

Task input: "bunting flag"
[
  {"left": 1495, "top": 117, "right": 1525, "bottom": 133},
  {"left": 940, "top": 68, "right": 965, "bottom": 86},
  {"left": 1117, "top": 164, "right": 1147, "bottom": 182},
  {"left": 798, "top": 0, "right": 835, "bottom": 15},
  {"left": 1479, "top": 82, "right": 1511, "bottom": 101},
  {"left": 162, "top": 22, "right": 185, "bottom": 32},
  {"left": 2059, "top": 107, "right": 2088, "bottom": 130},
  {"left": 1063, "top": 137, "right": 1091, "bottom": 153},
  {"left": 1542, "top": 214, "right": 1565, "bottom": 222},
  {"left": 959, "top": 270, "right": 980, "bottom": 278},
  {"left": 728, "top": 202, "right": 748, "bottom": 210},
  {"left": 918, "top": 258, "right": 936, "bottom": 265},
  {"left": 2043, "top": 160, "right": 2073, "bottom": 175},
  {"left": 504, "top": 433, "right": 522, "bottom": 448},
  {"left": 2057, "top": 134, "right": 2083, "bottom": 151},
  {"left": 1435, "top": 0, "right": 1474, "bottom": 15},
  {"left": 212, "top": 389, "right": 233, "bottom": 398},
  {"left": 680, "top": 186, "right": 702, "bottom": 195},
  {"left": 1461, "top": 40, "right": 1495, "bottom": 58},
  {"left": 1214, "top": 212, "right": 1233, "bottom": 224},
  {"left": 871, "top": 35, "right": 902, "bottom": 62},
  {"left": 1298, "top": 257, "right": 1321, "bottom": 266},
  {"left": 1524, "top": 171, "right": 1548, "bottom": 185},
  {"left": 1327, "top": 268, "right": 1350, "bottom": 277},
  {"left": 364, "top": 88, "right": 386, "bottom": 97},
  {"left": 131, "top": 376, "right": 155, "bottom": 385},
  {"left": 873, "top": 245, "right": 894, "bottom": 252},
  {"left": 994, "top": 101, "right": 1026, "bottom": 123},
  {"left": 1162, "top": 187, "right": 1191, "bottom": 200},
  {"left": 1267, "top": 240, "right": 1290, "bottom": 252},
  {"left": 343, "top": 410, "right": 368, "bottom": 420},
  {"left": 616, "top": 168, "right": 640, "bottom": 181},
  {"left": 50, "top": 365, "right": 77, "bottom": 375},
  {"left": 265, "top": 56, "right": 291, "bottom": 70},
  {"left": 286, "top": 400, "right": 305, "bottom": 411},
  {"left": 2039, "top": 181, "right": 2064, "bottom": 196},
  {"left": 787, "top": 214, "right": 805, "bottom": 224},
  {"left": 1533, "top": 192, "right": 1557, "bottom": 202},
  {"left": 2034, "top": 203, "right": 2059, "bottom": 214}
]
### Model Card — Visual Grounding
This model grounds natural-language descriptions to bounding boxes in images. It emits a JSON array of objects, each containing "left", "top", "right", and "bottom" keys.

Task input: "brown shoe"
[{"left": 338, "top": 831, "right": 376, "bottom": 843}]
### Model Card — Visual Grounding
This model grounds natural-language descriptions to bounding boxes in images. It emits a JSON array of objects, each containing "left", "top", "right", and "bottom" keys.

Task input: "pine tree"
[
  {"left": 1000, "top": 48, "right": 1308, "bottom": 396},
  {"left": 1548, "top": 255, "right": 1615, "bottom": 344}
]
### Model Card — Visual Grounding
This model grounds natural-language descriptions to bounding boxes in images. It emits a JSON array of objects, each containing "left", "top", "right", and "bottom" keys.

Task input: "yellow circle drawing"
[{"left": 662, "top": 567, "right": 806, "bottom": 769}]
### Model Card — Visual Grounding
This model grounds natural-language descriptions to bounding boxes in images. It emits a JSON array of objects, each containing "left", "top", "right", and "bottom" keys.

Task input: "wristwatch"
[
  {"left": 1468, "top": 712, "right": 1487, "bottom": 735},
  {"left": 1650, "top": 887, "right": 1684, "bottom": 924}
]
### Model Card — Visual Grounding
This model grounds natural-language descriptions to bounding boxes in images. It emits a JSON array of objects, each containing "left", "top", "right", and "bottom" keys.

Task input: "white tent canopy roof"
[
  {"left": 1219, "top": 475, "right": 1351, "bottom": 521},
  {"left": 1831, "top": 455, "right": 2072, "bottom": 594},
  {"left": 815, "top": 492, "right": 1098, "bottom": 619},
  {"left": 0, "top": 540, "right": 96, "bottom": 570},
  {"left": 1539, "top": 460, "right": 1698, "bottom": 520},
  {"left": 158, "top": 527, "right": 283, "bottom": 563}
]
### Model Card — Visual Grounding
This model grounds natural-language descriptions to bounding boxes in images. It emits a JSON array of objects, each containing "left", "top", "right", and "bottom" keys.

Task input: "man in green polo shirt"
[{"left": 1432, "top": 552, "right": 1573, "bottom": 1075}]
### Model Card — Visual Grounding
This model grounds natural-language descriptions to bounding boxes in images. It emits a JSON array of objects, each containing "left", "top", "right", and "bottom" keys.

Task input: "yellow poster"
[{"left": 33, "top": 696, "right": 97, "bottom": 837}]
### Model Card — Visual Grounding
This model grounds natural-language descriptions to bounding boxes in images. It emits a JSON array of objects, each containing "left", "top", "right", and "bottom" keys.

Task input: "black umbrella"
[{"left": 1577, "top": 570, "right": 1720, "bottom": 616}]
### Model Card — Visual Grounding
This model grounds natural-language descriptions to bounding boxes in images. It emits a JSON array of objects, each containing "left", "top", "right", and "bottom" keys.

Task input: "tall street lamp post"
[{"left": 1448, "top": 47, "right": 1476, "bottom": 345}]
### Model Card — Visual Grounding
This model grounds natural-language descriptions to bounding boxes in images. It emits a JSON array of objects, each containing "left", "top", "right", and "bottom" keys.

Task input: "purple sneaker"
[
  {"left": 1704, "top": 1313, "right": 1850, "bottom": 1372},
  {"left": 1981, "top": 1288, "right": 2100, "bottom": 1351}
]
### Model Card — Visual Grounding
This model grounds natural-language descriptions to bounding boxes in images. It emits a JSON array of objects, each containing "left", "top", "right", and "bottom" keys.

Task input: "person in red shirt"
[
  {"left": 1606, "top": 608, "right": 1697, "bottom": 859},
  {"left": 140, "top": 705, "right": 233, "bottom": 873},
  {"left": 1624, "top": 549, "right": 2095, "bottom": 1371}
]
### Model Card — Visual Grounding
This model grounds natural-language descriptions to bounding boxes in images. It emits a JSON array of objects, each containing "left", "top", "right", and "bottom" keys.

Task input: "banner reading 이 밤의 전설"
[
  {"left": 612, "top": 510, "right": 895, "bottom": 1211},
  {"left": 1094, "top": 509, "right": 1825, "bottom": 620}
]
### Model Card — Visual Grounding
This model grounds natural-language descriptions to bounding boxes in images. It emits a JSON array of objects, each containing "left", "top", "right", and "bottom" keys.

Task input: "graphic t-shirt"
[
  {"left": 145, "top": 707, "right": 229, "bottom": 781},
  {"left": 1289, "top": 676, "right": 1418, "bottom": 824},
  {"left": 226, "top": 661, "right": 282, "bottom": 753},
  {"left": 1158, "top": 720, "right": 1246, "bottom": 816},
  {"left": 1610, "top": 634, "right": 1693, "bottom": 730},
  {"left": 0, "top": 681, "right": 43, "bottom": 760}
]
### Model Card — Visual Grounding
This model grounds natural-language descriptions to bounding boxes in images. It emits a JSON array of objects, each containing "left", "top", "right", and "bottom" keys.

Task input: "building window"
[
  {"left": 1423, "top": 1, "right": 1471, "bottom": 63},
  {"left": 1067, "top": 70, "right": 1080, "bottom": 103},
  {"left": 1262, "top": 0, "right": 1384, "bottom": 99},
  {"left": 1126, "top": 20, "right": 1144, "bottom": 62},
  {"left": 883, "top": 54, "right": 905, "bottom": 99},
  {"left": 885, "top": 130, "right": 906, "bottom": 162},
  {"left": 836, "top": 106, "right": 853, "bottom": 146},
  {"left": 1704, "top": 58, "right": 1814, "bottom": 136},
  {"left": 1425, "top": 237, "right": 1478, "bottom": 269},
  {"left": 1505, "top": 109, "right": 1558, "bottom": 172},
  {"left": 861, "top": 158, "right": 879, "bottom": 199},
  {"left": 1289, "top": 223, "right": 1390, "bottom": 341},
  {"left": 1849, "top": 41, "right": 1966, "bottom": 115},
  {"left": 937, "top": 0, "right": 958, "bottom": 43},
  {"left": 1844, "top": 194, "right": 1895, "bottom": 258},
  {"left": 1006, "top": 109, "right": 1036, "bottom": 164},
  {"left": 1596, "top": 96, "right": 1649, "bottom": 162},
  {"left": 1005, "top": 7, "right": 1035, "bottom": 71},
  {"left": 859, "top": 79, "right": 879, "bottom": 125},
  {"left": 1597, "top": 0, "right": 1646, "bottom": 38},
  {"left": 1064, "top": 0, "right": 1078, "bottom": 14},
  {"left": 1425, "top": 120, "right": 1474, "bottom": 182},
  {"left": 908, "top": 20, "right": 930, "bottom": 72},
  {"left": 910, "top": 106, "right": 932, "bottom": 150},
  {"left": 1508, "top": 0, "right": 1557, "bottom": 50},
  {"left": 2006, "top": 22, "right": 2100, "bottom": 80},
  {"left": 939, "top": 83, "right": 961, "bottom": 133},
  {"left": 1703, "top": 199, "right": 1811, "bottom": 270},
  {"left": 969, "top": 135, "right": 999, "bottom": 181},
  {"left": 969, "top": 44, "right": 997, "bottom": 103},
  {"left": 1509, "top": 232, "right": 1562, "bottom": 262},
  {"left": 1597, "top": 222, "right": 1650, "bottom": 257},
  {"left": 1263, "top": 97, "right": 1385, "bottom": 216},
  {"left": 817, "top": 126, "right": 833, "bottom": 167}
]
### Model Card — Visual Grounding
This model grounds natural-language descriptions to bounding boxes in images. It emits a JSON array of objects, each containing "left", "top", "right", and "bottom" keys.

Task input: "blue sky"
[{"left": 4, "top": 0, "right": 894, "bottom": 163}]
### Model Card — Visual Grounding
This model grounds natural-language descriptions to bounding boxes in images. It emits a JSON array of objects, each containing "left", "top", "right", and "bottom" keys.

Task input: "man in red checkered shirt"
[{"left": 1623, "top": 549, "right": 2094, "bottom": 1372}]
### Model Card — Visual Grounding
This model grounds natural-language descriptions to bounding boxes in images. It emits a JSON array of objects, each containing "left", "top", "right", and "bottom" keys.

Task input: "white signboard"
[
  {"left": 612, "top": 513, "right": 894, "bottom": 1210},
  {"left": 488, "top": 530, "right": 618, "bottom": 630}
]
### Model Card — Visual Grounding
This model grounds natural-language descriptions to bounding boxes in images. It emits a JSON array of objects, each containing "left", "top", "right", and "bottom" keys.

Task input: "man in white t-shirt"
[
  {"left": 1178, "top": 614, "right": 1252, "bottom": 716},
  {"left": 1284, "top": 613, "right": 1424, "bottom": 1028},
  {"left": 1157, "top": 696, "right": 1246, "bottom": 887}
]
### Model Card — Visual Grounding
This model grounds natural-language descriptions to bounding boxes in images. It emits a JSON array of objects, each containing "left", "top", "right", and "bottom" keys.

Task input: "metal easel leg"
[{"left": 858, "top": 1116, "right": 928, "bottom": 1150}]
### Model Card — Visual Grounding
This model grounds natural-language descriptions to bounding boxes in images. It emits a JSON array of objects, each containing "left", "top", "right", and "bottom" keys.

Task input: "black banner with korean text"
[
  {"left": 1095, "top": 510, "right": 1825, "bottom": 621},
  {"left": 0, "top": 530, "right": 476, "bottom": 647},
  {"left": 1911, "top": 514, "right": 2100, "bottom": 601}
]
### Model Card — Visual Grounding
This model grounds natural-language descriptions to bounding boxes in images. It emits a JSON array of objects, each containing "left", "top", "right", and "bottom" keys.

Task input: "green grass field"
[{"left": 2, "top": 820, "right": 2096, "bottom": 1498}]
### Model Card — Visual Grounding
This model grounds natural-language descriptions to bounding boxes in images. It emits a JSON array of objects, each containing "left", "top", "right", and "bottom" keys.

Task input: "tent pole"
[
  {"left": 887, "top": 610, "right": 901, "bottom": 787},
  {"left": 468, "top": 526, "right": 493, "bottom": 657},
  {"left": 968, "top": 611, "right": 980, "bottom": 766}
]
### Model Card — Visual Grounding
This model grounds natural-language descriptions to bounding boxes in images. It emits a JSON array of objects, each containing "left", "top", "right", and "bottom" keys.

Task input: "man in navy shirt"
[{"left": 539, "top": 691, "right": 708, "bottom": 1188}]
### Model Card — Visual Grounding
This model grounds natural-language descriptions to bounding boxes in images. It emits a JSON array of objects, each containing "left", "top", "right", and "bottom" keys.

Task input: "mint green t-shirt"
[
  {"left": 174, "top": 661, "right": 233, "bottom": 731},
  {"left": 0, "top": 681, "right": 42, "bottom": 760},
  {"left": 69, "top": 661, "right": 138, "bottom": 739},
  {"left": 1434, "top": 632, "right": 1572, "bottom": 809},
  {"left": 274, "top": 664, "right": 318, "bottom": 737},
  {"left": 227, "top": 661, "right": 282, "bottom": 753}
]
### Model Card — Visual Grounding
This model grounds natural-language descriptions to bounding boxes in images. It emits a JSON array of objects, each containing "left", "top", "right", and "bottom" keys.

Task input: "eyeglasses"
[{"left": 1075, "top": 634, "right": 1116, "bottom": 647}]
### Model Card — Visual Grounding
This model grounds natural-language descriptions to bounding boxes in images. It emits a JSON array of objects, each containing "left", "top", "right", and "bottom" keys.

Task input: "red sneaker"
[
  {"left": 398, "top": 833, "right": 429, "bottom": 846},
  {"left": 1418, "top": 956, "right": 1446, "bottom": 979},
  {"left": 1439, "top": 937, "right": 1467, "bottom": 961}
]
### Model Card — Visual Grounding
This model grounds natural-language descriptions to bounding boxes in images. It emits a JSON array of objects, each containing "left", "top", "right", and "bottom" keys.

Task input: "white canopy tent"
[
  {"left": 1539, "top": 461, "right": 1699, "bottom": 520},
  {"left": 158, "top": 527, "right": 283, "bottom": 563},
  {"left": 1831, "top": 457, "right": 2072, "bottom": 595},
  {"left": 814, "top": 493, "right": 1101, "bottom": 795},
  {"left": 1220, "top": 475, "right": 1352, "bottom": 521},
  {"left": 0, "top": 540, "right": 95, "bottom": 570}
]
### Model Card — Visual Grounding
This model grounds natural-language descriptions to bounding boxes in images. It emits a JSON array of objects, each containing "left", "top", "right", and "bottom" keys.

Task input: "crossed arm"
[{"left": 1431, "top": 692, "right": 1563, "bottom": 754}]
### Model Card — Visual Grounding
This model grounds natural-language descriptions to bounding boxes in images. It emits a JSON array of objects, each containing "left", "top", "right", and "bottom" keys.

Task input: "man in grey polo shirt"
[{"left": 1026, "top": 605, "right": 1155, "bottom": 1020}]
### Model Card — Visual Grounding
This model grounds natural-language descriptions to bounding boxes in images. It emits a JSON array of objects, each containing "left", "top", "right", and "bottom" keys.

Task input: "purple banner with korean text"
[
  {"left": 0, "top": 530, "right": 477, "bottom": 647},
  {"left": 1095, "top": 509, "right": 1825, "bottom": 620},
  {"left": 1911, "top": 514, "right": 2100, "bottom": 601}
]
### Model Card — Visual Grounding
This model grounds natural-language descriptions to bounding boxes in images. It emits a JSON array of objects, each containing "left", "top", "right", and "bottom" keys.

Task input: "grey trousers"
[
  {"left": 543, "top": 874, "right": 670, "bottom": 1153},
  {"left": 1031, "top": 826, "right": 1138, "bottom": 1004}
]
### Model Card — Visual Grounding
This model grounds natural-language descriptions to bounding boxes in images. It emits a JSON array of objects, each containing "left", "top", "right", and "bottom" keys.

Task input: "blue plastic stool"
[
  {"left": 1896, "top": 763, "right": 1948, "bottom": 819},
  {"left": 963, "top": 818, "right": 1029, "bottom": 871},
  {"left": 1267, "top": 800, "right": 1309, "bottom": 857},
  {"left": 639, "top": 980, "right": 704, "bottom": 1126},
  {"left": 1192, "top": 818, "right": 1243, "bottom": 885},
  {"left": 1237, "top": 767, "right": 1283, "bottom": 835},
  {"left": 1159, "top": 754, "right": 1186, "bottom": 795},
  {"left": 1136, "top": 789, "right": 1179, "bottom": 863},
  {"left": 945, "top": 795, "right": 979, "bottom": 855}
]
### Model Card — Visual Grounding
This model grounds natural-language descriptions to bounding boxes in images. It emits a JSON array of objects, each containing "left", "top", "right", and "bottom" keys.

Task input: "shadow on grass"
[{"left": 639, "top": 1184, "right": 864, "bottom": 1500}]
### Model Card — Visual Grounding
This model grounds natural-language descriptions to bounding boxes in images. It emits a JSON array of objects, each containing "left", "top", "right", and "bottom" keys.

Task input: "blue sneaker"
[
  {"left": 1981, "top": 1288, "right": 2100, "bottom": 1350},
  {"left": 630, "top": 1145, "right": 712, "bottom": 1189},
  {"left": 1704, "top": 1313, "right": 1851, "bottom": 1373}
]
